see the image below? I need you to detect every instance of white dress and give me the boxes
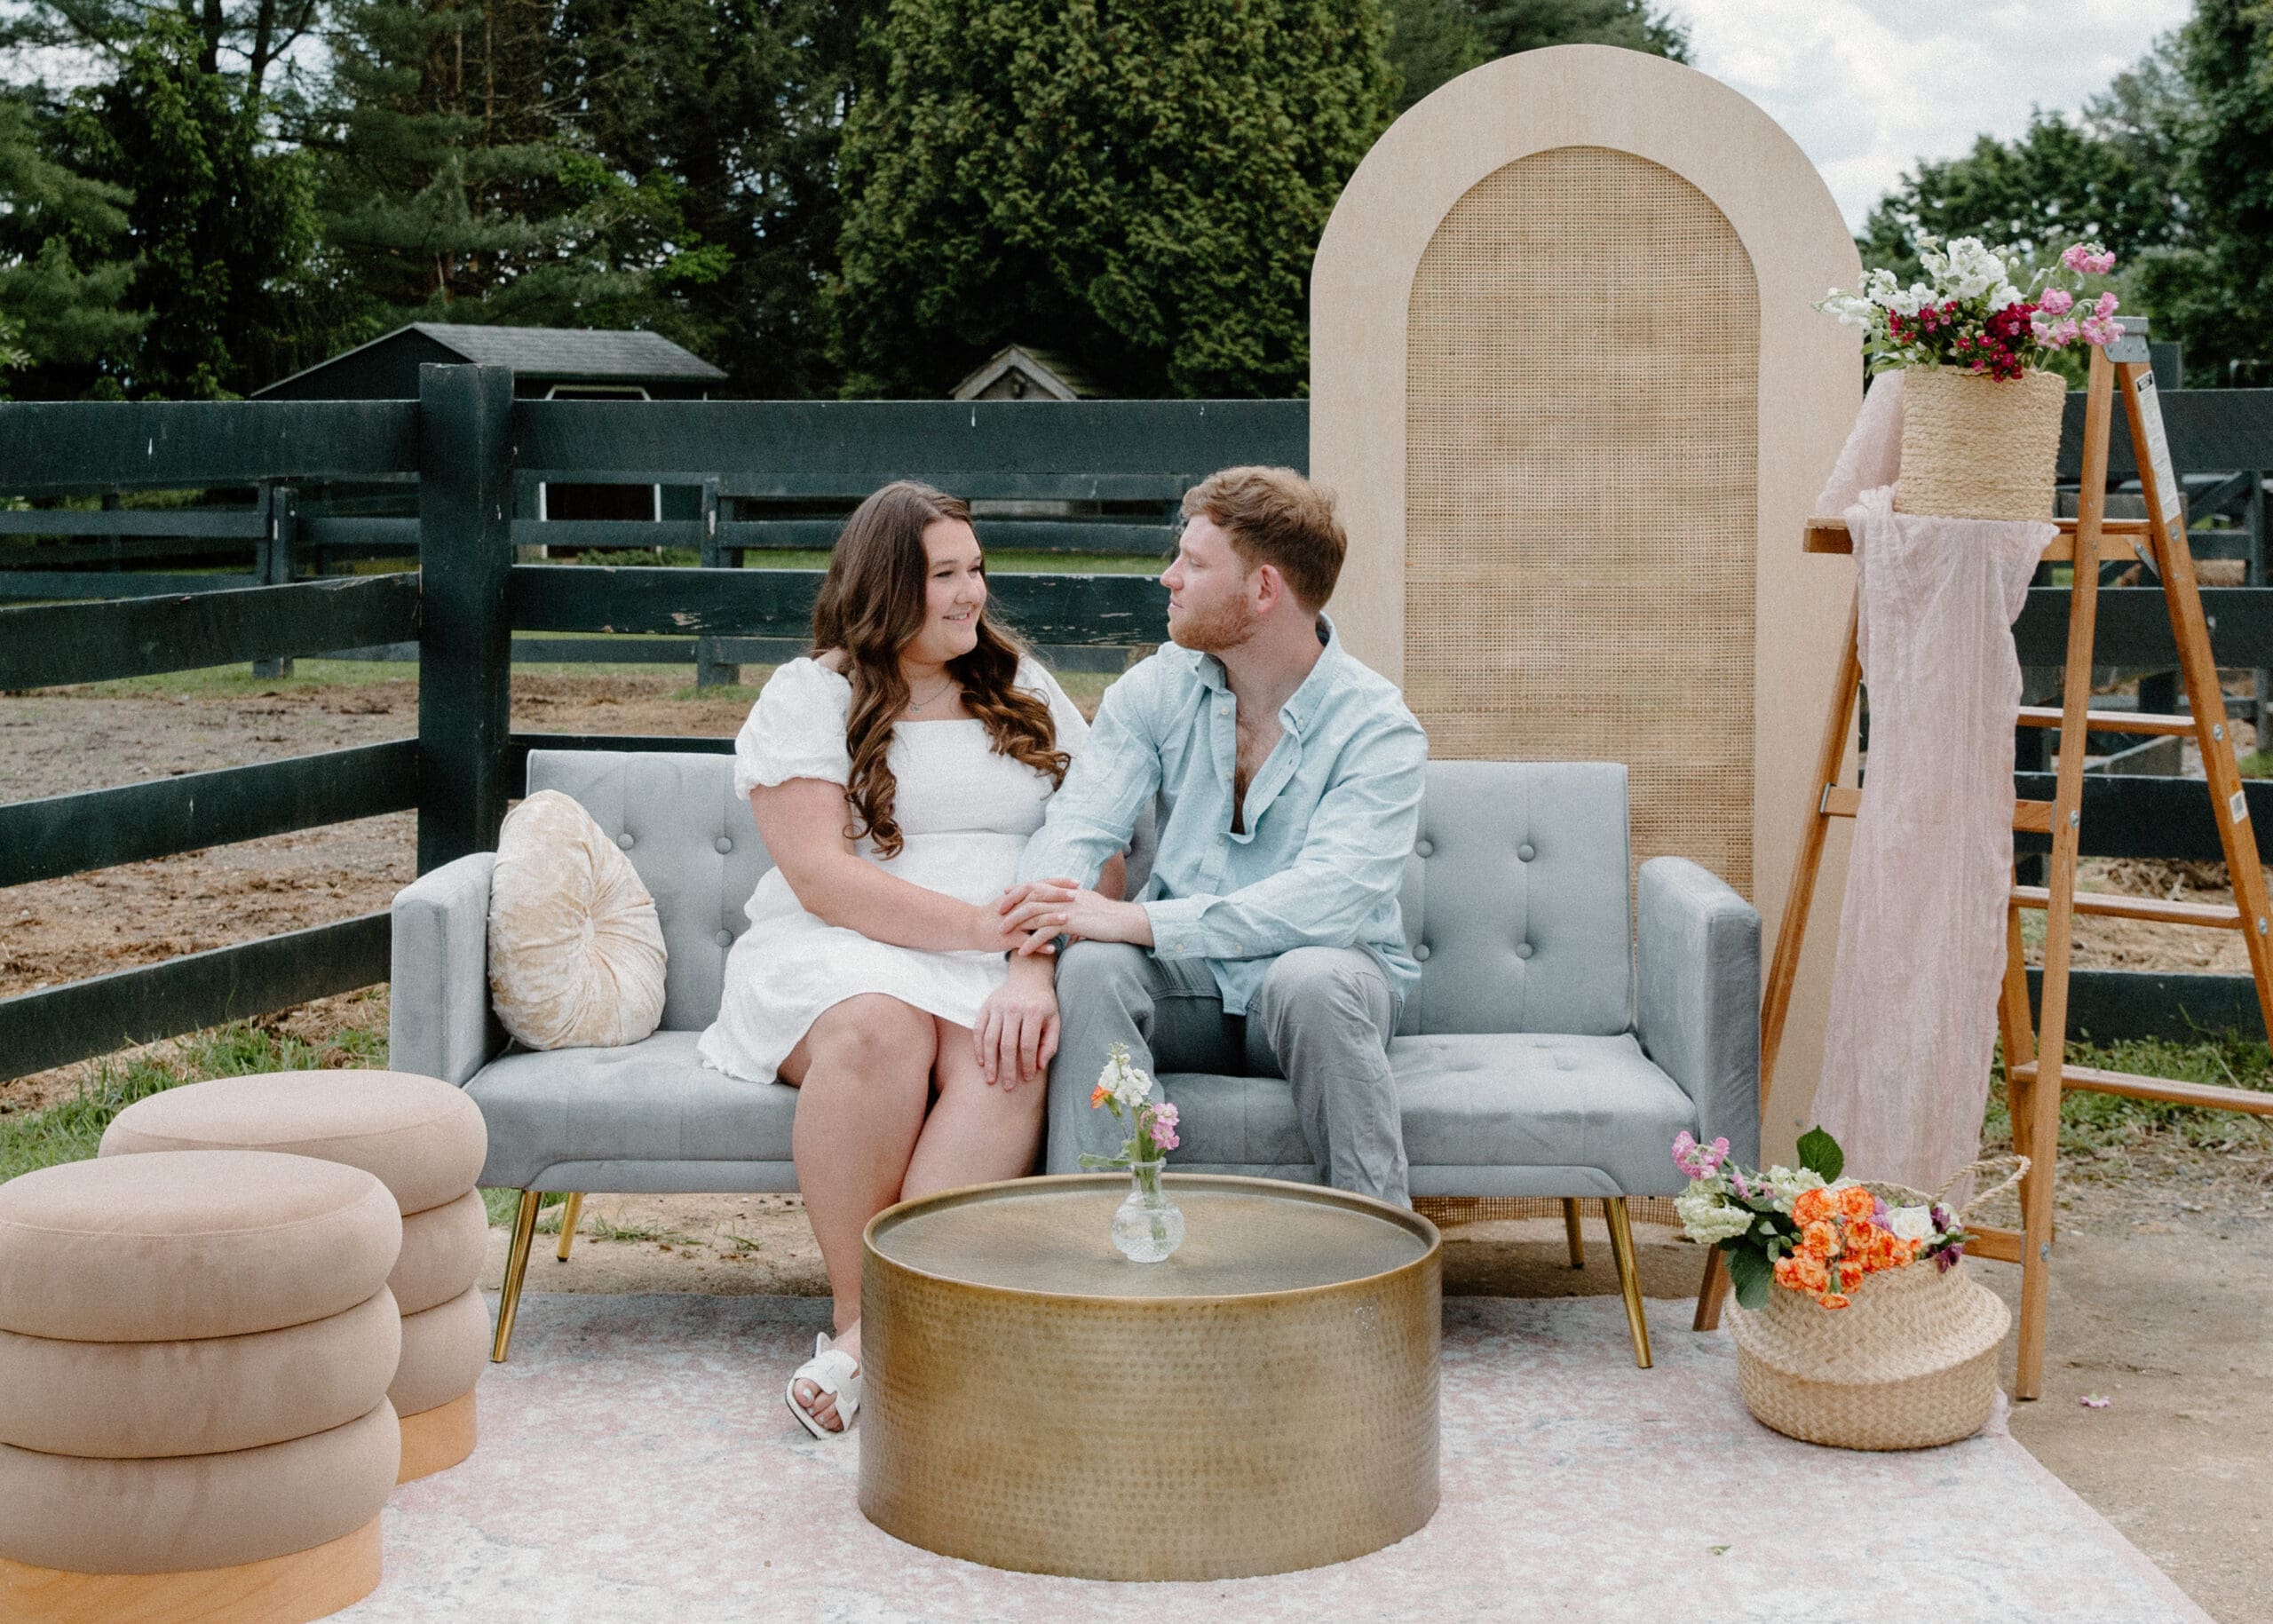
[695,656,1089,1084]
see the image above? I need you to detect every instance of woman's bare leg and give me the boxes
[780,994,935,1430]
[901,1017,1049,1201]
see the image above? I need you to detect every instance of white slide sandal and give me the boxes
[786,1332,861,1439]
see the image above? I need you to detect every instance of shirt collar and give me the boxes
[1278,614,1342,735]
[1192,614,1342,733]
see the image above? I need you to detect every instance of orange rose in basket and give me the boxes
[1837,1185,1877,1222]
[1792,1187,1833,1226]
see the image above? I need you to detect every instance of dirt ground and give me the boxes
[5,669,2272,1619]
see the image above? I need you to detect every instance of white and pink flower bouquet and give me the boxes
[1079,1042,1179,1168]
[1819,238,2126,380]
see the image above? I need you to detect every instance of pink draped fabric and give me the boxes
[1809,374,2055,1194]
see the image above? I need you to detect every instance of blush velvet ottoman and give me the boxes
[0,1150,401,1623]
[100,1070,491,1483]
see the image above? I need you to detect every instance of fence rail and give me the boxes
[4,369,2273,1081]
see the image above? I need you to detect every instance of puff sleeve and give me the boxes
[733,659,853,798]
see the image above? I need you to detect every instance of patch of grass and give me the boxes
[0,1018,386,1184]
[2238,749,2273,779]
[484,1189,567,1226]
[1986,1031,2273,1159]
[586,1215,702,1247]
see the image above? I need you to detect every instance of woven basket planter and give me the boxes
[1895,365,2067,522]
[1726,1182,2012,1452]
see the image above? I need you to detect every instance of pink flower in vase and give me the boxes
[1144,1102,1181,1154]
[2095,291,2120,320]
[2039,288,2074,317]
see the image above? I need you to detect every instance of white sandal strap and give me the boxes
[788,1344,861,1436]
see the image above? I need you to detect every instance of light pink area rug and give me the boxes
[342,1293,2207,1623]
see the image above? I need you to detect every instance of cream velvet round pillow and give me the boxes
[487,790,667,1050]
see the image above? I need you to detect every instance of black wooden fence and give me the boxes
[5,366,2273,1081]
[0,368,1301,1079]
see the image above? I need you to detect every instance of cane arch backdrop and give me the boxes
[1311,45,1860,1150]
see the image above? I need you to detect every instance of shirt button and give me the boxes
[1414,943,1431,961]
[1415,838,1434,858]
[1517,843,1535,862]
[617,833,635,851]
[1516,942,1534,960]
[716,930,733,947]
[715,836,734,854]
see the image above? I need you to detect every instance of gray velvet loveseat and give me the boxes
[391,750,1760,1367]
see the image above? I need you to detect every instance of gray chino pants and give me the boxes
[1048,940,1410,1208]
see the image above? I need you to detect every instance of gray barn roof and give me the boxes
[255,322,726,398]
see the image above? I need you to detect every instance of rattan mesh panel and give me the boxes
[1405,146,1759,895]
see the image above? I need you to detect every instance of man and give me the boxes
[981,465,1426,1206]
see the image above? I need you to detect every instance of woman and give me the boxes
[697,479,1107,1439]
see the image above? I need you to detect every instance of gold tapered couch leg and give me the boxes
[1603,1197,1652,1368]
[554,1192,584,1262]
[1561,1198,1586,1270]
[492,1191,541,1364]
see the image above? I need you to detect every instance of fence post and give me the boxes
[694,476,739,689]
[2251,468,2269,750]
[417,363,517,873]
[252,484,297,680]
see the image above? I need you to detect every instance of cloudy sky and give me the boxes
[1675,0,2192,229]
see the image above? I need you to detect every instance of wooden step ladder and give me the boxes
[1695,332,2273,1400]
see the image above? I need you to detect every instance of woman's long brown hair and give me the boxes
[810,480,1069,859]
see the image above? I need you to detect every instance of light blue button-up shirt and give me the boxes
[1018,615,1427,1015]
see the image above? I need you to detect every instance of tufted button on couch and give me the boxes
[391,752,1758,1367]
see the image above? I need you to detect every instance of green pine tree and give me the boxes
[833,0,1397,398]
[48,13,320,397]
[0,87,143,396]
[546,0,867,393]
[315,0,756,350]
[317,0,595,325]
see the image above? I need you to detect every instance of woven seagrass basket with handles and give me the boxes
[1727,1158,2027,1452]
[1896,366,2067,522]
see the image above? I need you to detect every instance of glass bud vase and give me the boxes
[1112,1159,1184,1263]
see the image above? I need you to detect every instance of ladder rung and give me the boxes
[1961,1224,2025,1264]
[1803,516,2145,558]
[2009,1062,2273,1117]
[2015,705,2198,737]
[1820,786,2056,832]
[2009,885,2243,929]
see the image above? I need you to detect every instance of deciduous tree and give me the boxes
[833,0,1397,398]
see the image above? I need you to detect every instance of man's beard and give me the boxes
[1168,596,1260,654]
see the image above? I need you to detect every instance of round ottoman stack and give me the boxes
[0,1151,400,1622]
[102,1070,491,1483]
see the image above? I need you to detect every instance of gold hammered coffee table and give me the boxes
[859,1173,1441,1580]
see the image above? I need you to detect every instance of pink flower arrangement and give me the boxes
[1819,237,2125,379]
[1083,1043,1180,1166]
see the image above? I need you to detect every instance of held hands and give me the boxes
[969,895,1053,957]
[994,879,1153,953]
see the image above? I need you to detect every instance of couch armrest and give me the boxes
[1635,855,1761,1168]
[389,852,503,1087]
